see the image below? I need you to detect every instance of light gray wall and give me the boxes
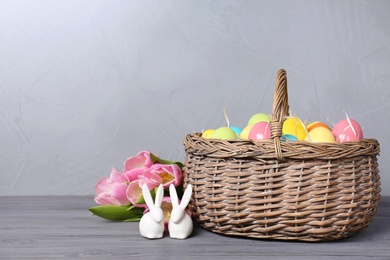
[1,0,389,195]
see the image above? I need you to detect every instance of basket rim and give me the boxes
[184,132,380,160]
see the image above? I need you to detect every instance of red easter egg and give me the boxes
[248,122,271,140]
[332,118,363,142]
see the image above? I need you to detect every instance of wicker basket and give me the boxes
[183,69,381,242]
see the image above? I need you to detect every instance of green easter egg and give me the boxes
[210,127,238,140]
[248,113,270,126]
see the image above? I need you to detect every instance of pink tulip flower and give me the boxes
[123,151,153,172]
[147,163,183,188]
[94,168,130,206]
[123,167,145,183]
[126,180,146,207]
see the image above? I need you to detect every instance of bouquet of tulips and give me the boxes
[89,151,184,223]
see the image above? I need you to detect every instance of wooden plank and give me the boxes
[0,196,389,259]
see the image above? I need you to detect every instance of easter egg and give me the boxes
[248,113,270,126]
[332,118,363,142]
[282,117,307,140]
[230,126,243,137]
[248,122,271,140]
[306,121,332,132]
[240,125,253,140]
[210,127,237,140]
[281,134,298,142]
[201,129,215,138]
[305,127,335,143]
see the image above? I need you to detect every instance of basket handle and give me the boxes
[270,69,289,160]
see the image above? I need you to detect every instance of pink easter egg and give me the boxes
[332,118,363,142]
[248,122,271,140]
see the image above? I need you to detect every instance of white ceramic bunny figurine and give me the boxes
[168,183,193,239]
[139,184,165,239]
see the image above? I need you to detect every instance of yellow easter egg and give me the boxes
[282,117,307,140]
[240,124,253,140]
[304,127,335,143]
[202,129,215,138]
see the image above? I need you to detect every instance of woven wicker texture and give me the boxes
[183,69,381,242]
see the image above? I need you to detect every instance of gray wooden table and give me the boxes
[1,196,389,259]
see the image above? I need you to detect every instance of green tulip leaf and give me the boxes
[89,205,144,221]
[123,216,142,222]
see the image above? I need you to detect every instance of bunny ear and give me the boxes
[179,184,193,208]
[169,184,179,206]
[154,184,164,207]
[142,184,154,208]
